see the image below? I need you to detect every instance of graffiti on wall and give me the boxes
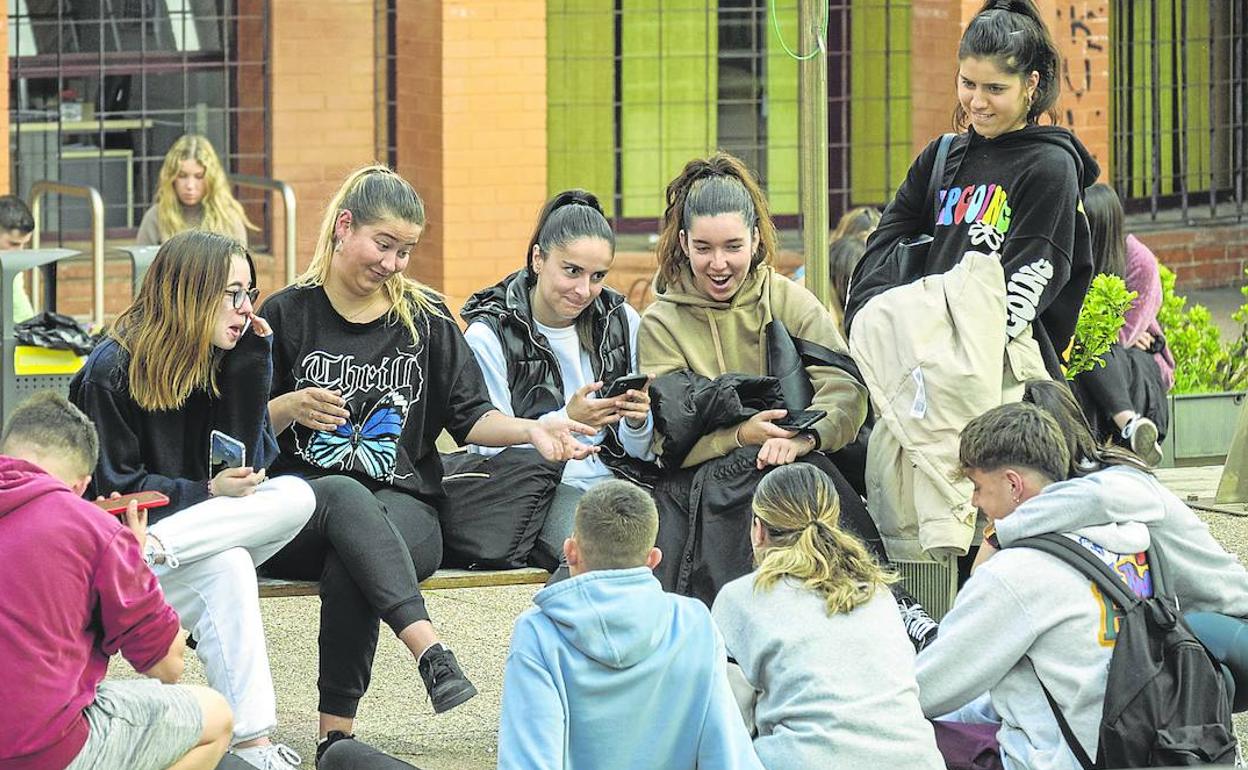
[1054,3,1107,126]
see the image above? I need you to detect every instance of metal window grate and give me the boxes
[8,0,271,243]
[546,0,912,233]
[1112,0,1247,223]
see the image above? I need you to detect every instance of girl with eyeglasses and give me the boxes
[70,229,315,769]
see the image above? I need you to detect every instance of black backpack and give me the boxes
[1015,533,1237,768]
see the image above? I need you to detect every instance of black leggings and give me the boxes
[260,474,442,718]
[1072,343,1170,444]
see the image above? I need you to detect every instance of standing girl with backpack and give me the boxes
[461,190,655,572]
[846,0,1100,379]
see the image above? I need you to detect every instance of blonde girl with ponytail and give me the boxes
[711,464,944,770]
[259,165,598,754]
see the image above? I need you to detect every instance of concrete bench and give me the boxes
[258,567,551,599]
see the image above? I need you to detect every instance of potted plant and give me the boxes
[1156,266,1248,466]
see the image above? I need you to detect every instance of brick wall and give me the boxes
[396,0,548,316]
[267,0,379,290]
[1141,224,1248,290]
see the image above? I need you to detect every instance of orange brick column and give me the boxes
[268,0,379,286]
[395,0,548,315]
[909,0,1110,183]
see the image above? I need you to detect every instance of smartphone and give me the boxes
[602,373,649,399]
[94,491,170,516]
[209,430,247,477]
[772,409,827,432]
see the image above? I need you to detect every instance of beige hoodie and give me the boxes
[639,264,868,467]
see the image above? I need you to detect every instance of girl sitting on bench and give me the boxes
[71,230,315,770]
[259,165,596,762]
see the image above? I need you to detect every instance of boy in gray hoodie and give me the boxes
[915,403,1157,770]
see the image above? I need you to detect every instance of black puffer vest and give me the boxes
[461,269,635,461]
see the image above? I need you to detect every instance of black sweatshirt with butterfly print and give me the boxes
[263,284,496,501]
[852,125,1100,379]
[69,329,280,522]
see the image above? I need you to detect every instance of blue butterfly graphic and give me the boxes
[305,392,407,480]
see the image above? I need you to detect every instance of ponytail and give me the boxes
[655,152,777,290]
[956,0,1062,129]
[298,165,442,344]
[524,189,616,351]
[751,464,895,617]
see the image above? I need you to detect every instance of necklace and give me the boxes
[326,283,386,323]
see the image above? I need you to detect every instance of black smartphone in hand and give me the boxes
[772,409,827,432]
[602,373,649,399]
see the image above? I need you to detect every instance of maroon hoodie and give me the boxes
[0,457,180,770]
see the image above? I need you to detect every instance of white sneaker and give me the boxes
[1122,415,1163,466]
[232,742,303,770]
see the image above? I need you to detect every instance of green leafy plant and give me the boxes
[1156,265,1248,394]
[1067,274,1137,378]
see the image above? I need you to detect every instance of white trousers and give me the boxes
[148,475,315,743]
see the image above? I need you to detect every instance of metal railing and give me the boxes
[231,174,298,284]
[29,181,105,326]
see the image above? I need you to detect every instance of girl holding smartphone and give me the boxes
[461,189,655,572]
[71,229,314,770]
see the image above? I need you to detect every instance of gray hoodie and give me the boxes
[994,464,1248,617]
[916,512,1151,770]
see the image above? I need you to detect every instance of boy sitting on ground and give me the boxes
[0,391,232,770]
[915,402,1235,769]
[496,479,762,770]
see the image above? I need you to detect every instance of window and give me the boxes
[8,0,269,237]
[547,0,912,227]
[1112,0,1247,220]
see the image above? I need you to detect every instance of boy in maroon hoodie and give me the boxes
[0,392,233,770]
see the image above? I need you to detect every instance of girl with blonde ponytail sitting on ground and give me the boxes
[711,463,943,770]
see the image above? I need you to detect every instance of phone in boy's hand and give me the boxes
[209,430,247,478]
[94,491,170,517]
[602,373,649,399]
[771,409,827,433]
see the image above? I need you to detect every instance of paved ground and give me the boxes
[102,465,1246,769]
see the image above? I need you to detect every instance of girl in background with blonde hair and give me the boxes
[137,133,257,245]
[260,165,597,760]
[712,463,943,770]
[70,229,315,769]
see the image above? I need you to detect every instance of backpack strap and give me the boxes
[1013,533,1150,770]
[1027,657,1100,770]
[924,133,957,230]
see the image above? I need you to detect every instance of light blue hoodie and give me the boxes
[497,567,763,770]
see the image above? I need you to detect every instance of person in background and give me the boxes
[0,391,234,770]
[712,463,944,770]
[1069,183,1169,465]
[0,194,37,323]
[825,235,867,336]
[137,134,256,246]
[791,205,879,285]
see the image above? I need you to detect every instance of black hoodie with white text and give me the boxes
[851,125,1100,378]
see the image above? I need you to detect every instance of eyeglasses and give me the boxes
[225,287,260,310]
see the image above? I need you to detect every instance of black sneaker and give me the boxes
[315,731,355,769]
[418,644,478,714]
[896,593,939,653]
